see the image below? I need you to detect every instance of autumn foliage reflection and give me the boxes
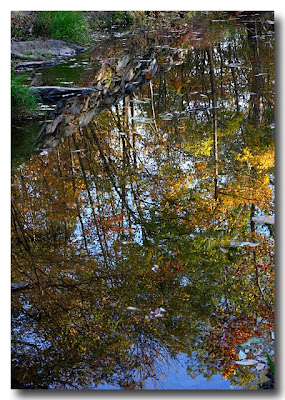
[11,12,274,389]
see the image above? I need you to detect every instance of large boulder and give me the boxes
[11,39,85,59]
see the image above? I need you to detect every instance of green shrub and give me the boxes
[11,11,37,41]
[113,11,134,26]
[34,11,90,45]
[11,71,39,114]
[87,11,134,30]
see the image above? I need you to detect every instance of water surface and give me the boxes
[11,12,275,390]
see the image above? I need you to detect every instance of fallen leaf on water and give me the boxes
[234,360,258,366]
[240,337,261,347]
[255,363,266,371]
[229,241,260,248]
[252,215,275,225]
[238,350,247,360]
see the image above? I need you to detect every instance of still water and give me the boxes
[11,12,274,389]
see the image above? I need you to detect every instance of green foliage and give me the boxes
[87,11,134,30]
[113,11,134,26]
[11,121,39,169]
[11,11,37,41]
[11,70,38,114]
[34,11,91,45]
[266,352,275,374]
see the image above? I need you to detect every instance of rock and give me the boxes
[65,97,82,114]
[42,134,57,146]
[150,63,158,76]
[11,39,85,59]
[31,40,192,155]
[125,83,139,94]
[116,54,130,73]
[103,96,116,105]
[125,67,135,81]
[14,60,59,71]
[63,124,76,137]
[96,66,113,85]
[31,86,98,104]
[46,115,63,134]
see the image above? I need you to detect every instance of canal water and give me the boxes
[11,12,275,390]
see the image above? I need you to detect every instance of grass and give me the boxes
[11,71,39,115]
[34,11,91,45]
[266,352,275,375]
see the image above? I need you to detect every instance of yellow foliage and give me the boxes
[194,139,213,157]
[237,148,274,171]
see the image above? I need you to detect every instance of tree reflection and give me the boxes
[11,12,274,389]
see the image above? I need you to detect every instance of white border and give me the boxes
[2,2,284,399]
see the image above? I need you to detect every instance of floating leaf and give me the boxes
[227,62,250,68]
[256,357,268,362]
[130,116,153,123]
[255,363,266,371]
[159,112,174,120]
[234,360,258,366]
[229,241,260,248]
[252,215,275,225]
[72,149,86,153]
[133,98,150,104]
[240,337,261,348]
[238,350,247,360]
